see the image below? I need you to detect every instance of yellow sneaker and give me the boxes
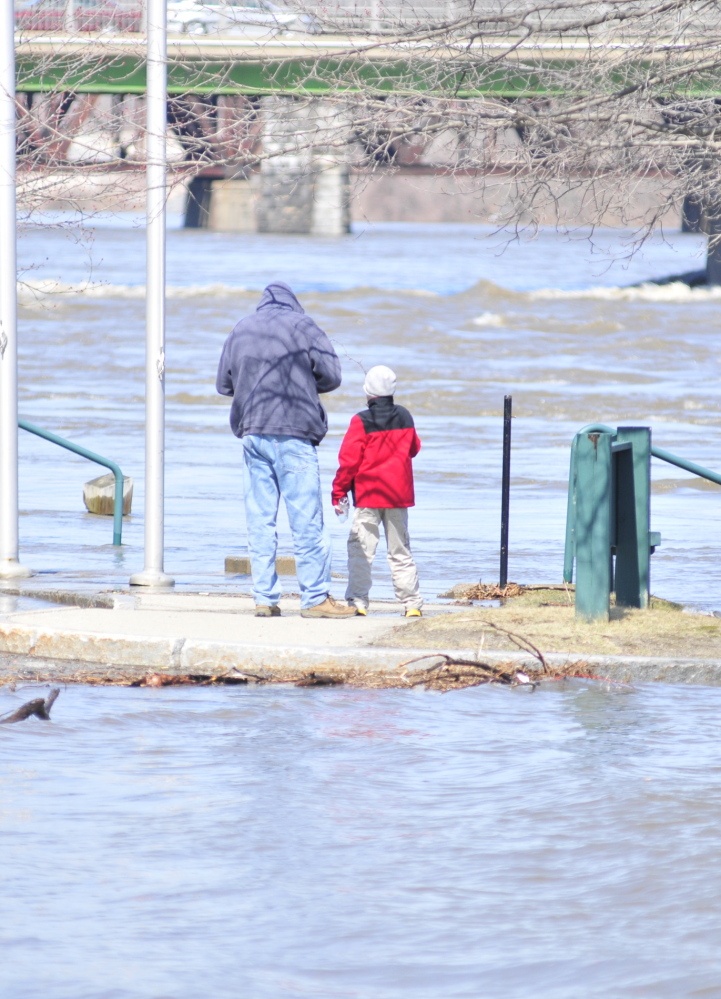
[404,608,422,617]
[355,607,367,616]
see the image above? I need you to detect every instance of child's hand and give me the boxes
[334,497,350,519]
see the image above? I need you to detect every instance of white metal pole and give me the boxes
[0,0,31,579]
[130,0,173,586]
[64,0,75,33]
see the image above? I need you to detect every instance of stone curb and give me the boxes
[2,621,721,684]
[0,622,447,674]
[473,651,721,684]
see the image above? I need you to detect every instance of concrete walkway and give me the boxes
[0,591,453,677]
[2,588,721,686]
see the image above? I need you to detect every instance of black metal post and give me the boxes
[499,395,512,588]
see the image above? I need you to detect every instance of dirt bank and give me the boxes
[379,588,721,659]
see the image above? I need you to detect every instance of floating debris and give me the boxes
[0,688,60,723]
[295,672,343,687]
[439,582,574,601]
[462,582,525,600]
[389,654,632,693]
[136,673,249,687]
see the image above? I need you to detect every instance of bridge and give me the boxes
[16,32,709,97]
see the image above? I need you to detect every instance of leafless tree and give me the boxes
[14,1,721,276]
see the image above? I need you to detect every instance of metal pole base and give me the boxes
[0,560,33,579]
[129,568,175,587]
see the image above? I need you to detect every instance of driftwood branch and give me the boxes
[0,688,60,724]
[484,622,549,673]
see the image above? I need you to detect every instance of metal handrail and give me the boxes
[19,419,125,545]
[650,445,721,486]
[575,423,721,485]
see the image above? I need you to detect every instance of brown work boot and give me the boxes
[300,595,357,619]
[255,604,281,618]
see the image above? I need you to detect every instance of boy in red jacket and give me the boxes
[331,365,423,616]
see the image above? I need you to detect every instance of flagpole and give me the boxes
[0,0,31,579]
[130,0,174,587]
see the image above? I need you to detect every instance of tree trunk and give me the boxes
[682,193,703,233]
[707,210,721,285]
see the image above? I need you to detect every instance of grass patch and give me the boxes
[382,588,720,658]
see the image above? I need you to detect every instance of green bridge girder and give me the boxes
[15,55,550,97]
[15,36,721,97]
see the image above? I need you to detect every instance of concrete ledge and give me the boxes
[0,622,183,669]
[3,617,721,685]
[0,619,439,674]
[31,632,184,670]
[0,624,36,655]
[179,639,428,674]
[224,555,296,575]
[475,650,721,685]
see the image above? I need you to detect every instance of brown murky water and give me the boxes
[4,680,721,998]
[6,220,721,998]
[15,219,721,607]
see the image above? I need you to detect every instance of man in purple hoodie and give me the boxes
[217,282,356,619]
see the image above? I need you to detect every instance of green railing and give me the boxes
[19,419,126,545]
[564,423,721,620]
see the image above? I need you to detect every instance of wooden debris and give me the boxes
[295,672,344,687]
[483,622,548,673]
[0,688,59,723]
[458,582,524,600]
[135,673,248,687]
[440,582,575,601]
[388,654,630,693]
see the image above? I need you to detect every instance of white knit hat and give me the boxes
[363,365,397,398]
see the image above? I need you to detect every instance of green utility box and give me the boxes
[564,426,661,621]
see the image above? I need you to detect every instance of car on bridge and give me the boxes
[167,0,322,35]
[15,0,142,31]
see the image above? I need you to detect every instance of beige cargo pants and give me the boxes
[346,507,423,612]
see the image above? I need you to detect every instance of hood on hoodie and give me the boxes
[256,282,304,314]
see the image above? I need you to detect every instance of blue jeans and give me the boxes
[242,434,331,610]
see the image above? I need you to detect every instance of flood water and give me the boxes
[8,221,721,997]
[4,680,721,998]
[14,219,721,607]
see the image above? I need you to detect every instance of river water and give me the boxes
[4,679,721,998]
[14,218,721,607]
[6,220,721,997]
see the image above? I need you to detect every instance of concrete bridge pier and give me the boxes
[257,97,350,236]
[257,152,313,233]
[255,155,350,235]
[184,97,350,235]
[206,176,256,232]
[309,155,350,236]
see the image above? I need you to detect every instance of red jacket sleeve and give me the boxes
[332,415,366,504]
[411,430,421,458]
